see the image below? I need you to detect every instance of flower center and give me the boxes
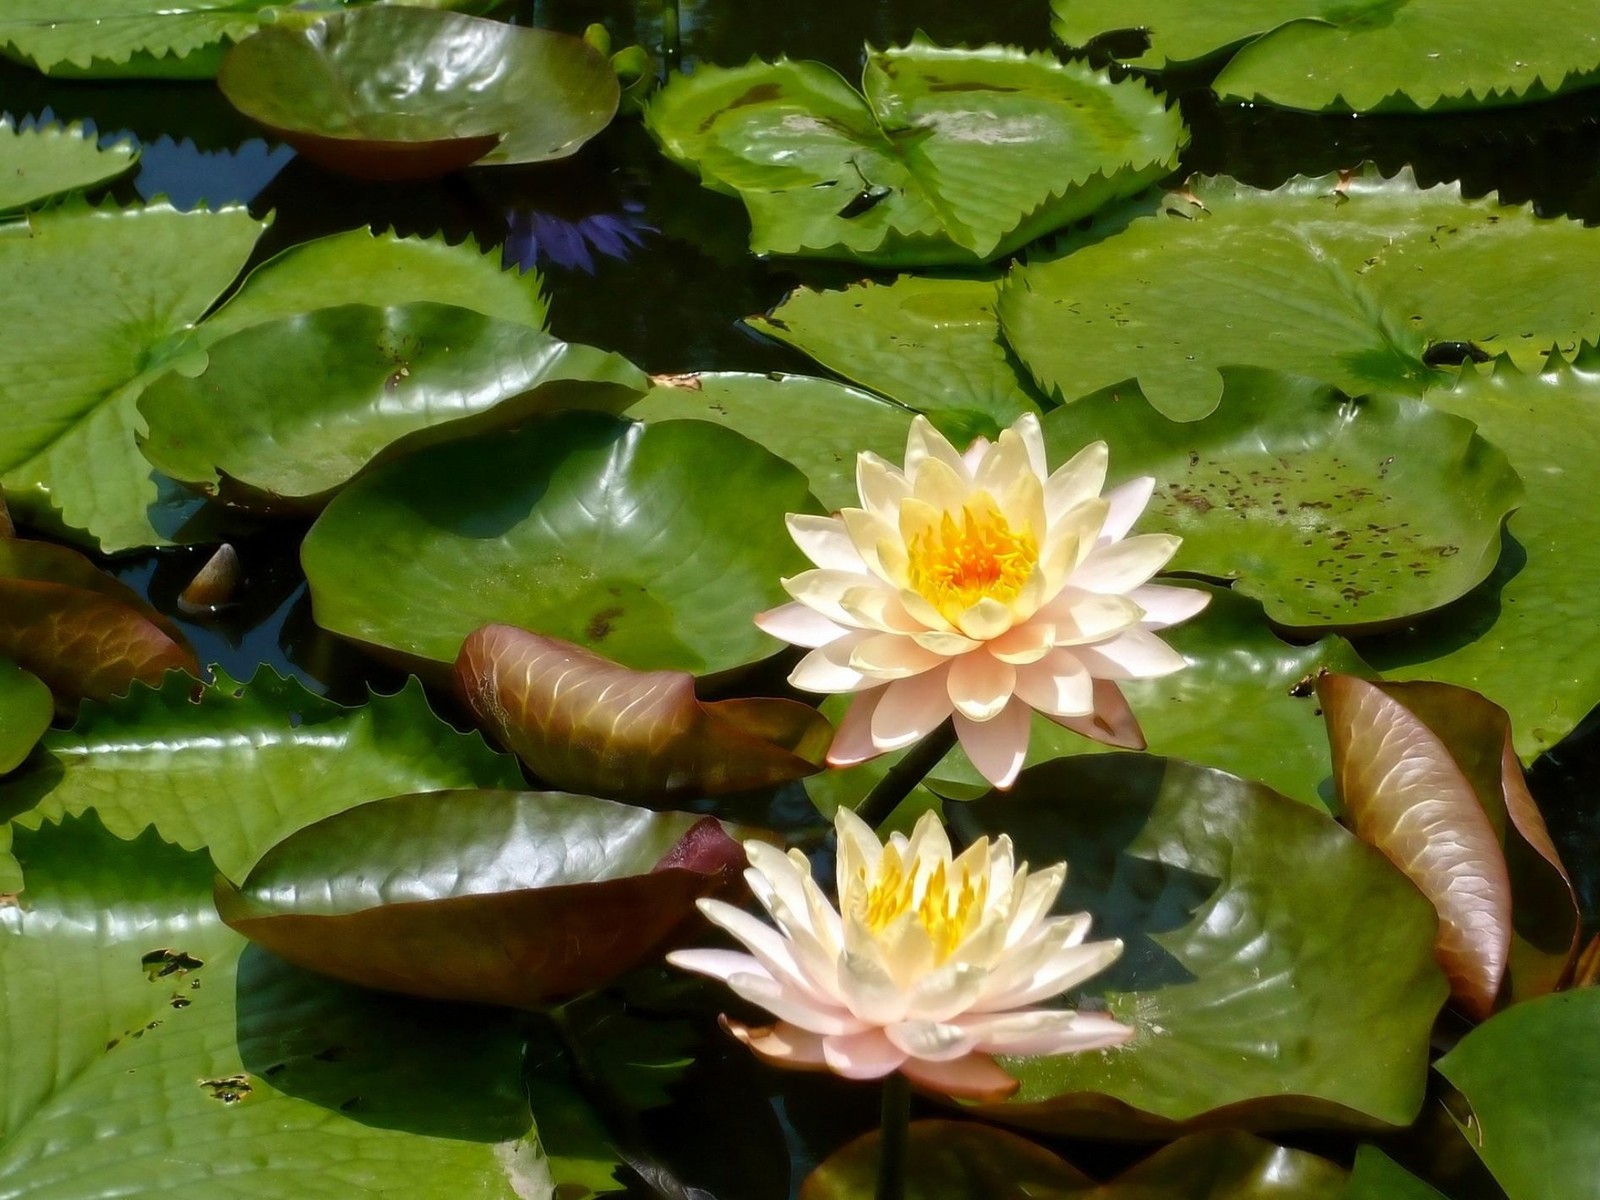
[906,499,1038,623]
[860,853,988,962]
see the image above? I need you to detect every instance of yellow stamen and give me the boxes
[860,850,988,962]
[906,496,1038,623]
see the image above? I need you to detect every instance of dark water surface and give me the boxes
[5,1,1600,1194]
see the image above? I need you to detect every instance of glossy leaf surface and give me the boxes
[0,118,138,212]
[999,169,1600,421]
[646,40,1183,265]
[302,413,817,674]
[1344,1147,1448,1200]
[217,789,747,1006]
[0,661,50,775]
[952,756,1446,1135]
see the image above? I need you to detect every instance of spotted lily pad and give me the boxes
[645,38,1185,266]
[998,168,1600,421]
[1051,0,1600,113]
[1040,368,1523,630]
[218,7,620,180]
[0,118,139,212]
[301,413,817,675]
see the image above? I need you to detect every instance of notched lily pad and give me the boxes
[455,624,831,801]
[645,38,1184,265]
[1041,368,1523,630]
[0,118,139,212]
[139,301,648,510]
[215,789,749,1007]
[218,7,620,180]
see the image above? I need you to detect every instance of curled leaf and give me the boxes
[456,624,831,800]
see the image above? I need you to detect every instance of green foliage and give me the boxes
[0,661,50,775]
[0,118,139,212]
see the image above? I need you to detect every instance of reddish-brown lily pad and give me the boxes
[455,624,831,801]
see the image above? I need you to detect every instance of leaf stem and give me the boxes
[853,718,957,831]
[876,1072,911,1200]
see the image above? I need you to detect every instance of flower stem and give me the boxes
[876,1072,911,1200]
[854,718,957,832]
[661,0,680,72]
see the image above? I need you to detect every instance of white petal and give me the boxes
[961,436,991,473]
[724,1018,829,1069]
[956,1009,1135,1057]
[908,454,970,516]
[953,699,1032,789]
[1099,476,1155,544]
[726,972,867,1036]
[857,452,911,522]
[903,960,987,1024]
[947,652,1017,722]
[1012,651,1094,718]
[1044,441,1109,525]
[973,939,1126,1013]
[833,806,884,889]
[849,633,946,681]
[836,941,910,1025]
[840,507,905,585]
[1075,627,1187,679]
[827,687,886,766]
[790,636,871,693]
[666,948,769,986]
[911,627,980,656]
[899,1052,1019,1100]
[754,601,848,649]
[1042,679,1147,749]
[986,621,1055,665]
[821,1028,908,1080]
[1040,590,1144,645]
[783,569,888,629]
[1013,413,1048,479]
[898,588,957,634]
[837,585,923,634]
[885,1019,979,1063]
[954,596,1016,641]
[744,842,815,928]
[1130,583,1211,629]
[904,415,971,485]
[870,670,954,751]
[1073,534,1181,595]
[974,426,1038,504]
[786,513,866,571]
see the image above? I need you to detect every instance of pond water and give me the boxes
[5,2,1600,1195]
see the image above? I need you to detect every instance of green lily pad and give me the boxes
[998,168,1600,421]
[950,755,1447,1135]
[0,668,521,893]
[140,302,648,510]
[301,413,817,675]
[1367,350,1600,760]
[218,8,619,181]
[1051,0,1600,113]
[0,661,50,775]
[929,584,1369,808]
[645,39,1185,266]
[0,118,139,212]
[626,371,915,511]
[748,276,1043,431]
[216,789,746,1007]
[1436,989,1600,1200]
[1040,368,1523,630]
[1345,1147,1449,1199]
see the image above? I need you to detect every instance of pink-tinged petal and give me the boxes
[849,632,946,681]
[972,940,1126,1012]
[857,453,911,522]
[871,669,954,751]
[723,1017,830,1070]
[827,687,887,767]
[1012,651,1094,718]
[786,513,865,571]
[885,1019,979,1062]
[1039,590,1143,645]
[955,1009,1135,1057]
[900,1052,1019,1101]
[1073,534,1182,595]
[784,569,894,629]
[1044,442,1109,525]
[904,415,971,485]
[911,627,978,656]
[790,635,873,694]
[726,971,868,1036]
[954,699,1032,789]
[838,584,922,634]
[1130,583,1211,629]
[1043,680,1146,749]
[961,436,991,473]
[821,1028,909,1080]
[954,596,1016,641]
[666,948,769,986]
[948,652,1017,721]
[754,601,848,649]
[1099,476,1156,544]
[1076,627,1187,679]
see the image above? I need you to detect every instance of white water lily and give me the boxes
[668,808,1131,1101]
[756,413,1207,788]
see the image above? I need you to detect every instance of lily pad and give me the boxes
[301,413,817,675]
[0,118,139,212]
[645,39,1185,266]
[1040,368,1523,630]
[0,668,521,893]
[626,371,915,511]
[139,302,648,510]
[950,755,1447,1135]
[1436,989,1600,1200]
[216,789,747,1007]
[0,661,50,775]
[1051,0,1600,113]
[0,0,261,79]
[748,276,1043,431]
[998,168,1600,421]
[455,625,830,801]
[928,585,1369,808]
[1368,351,1600,760]
[218,8,620,181]
[1345,1147,1449,1200]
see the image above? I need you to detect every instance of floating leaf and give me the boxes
[0,198,263,550]
[950,756,1446,1135]
[1345,1147,1449,1200]
[218,8,619,181]
[1052,0,1600,113]
[140,302,648,510]
[1040,368,1523,630]
[0,117,139,212]
[1320,675,1578,1012]
[0,661,50,775]
[455,624,830,800]
[0,0,260,79]
[627,371,915,511]
[0,668,521,893]
[748,276,1043,430]
[1436,989,1600,1200]
[0,537,196,704]
[216,789,747,1007]
[646,39,1184,265]
[302,413,817,675]
[998,169,1600,421]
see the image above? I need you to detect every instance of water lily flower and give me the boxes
[668,808,1131,1101]
[756,414,1207,788]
